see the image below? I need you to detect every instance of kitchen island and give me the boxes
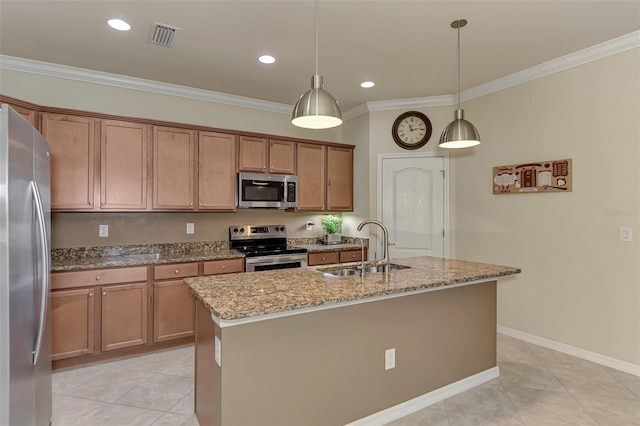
[184,256,520,426]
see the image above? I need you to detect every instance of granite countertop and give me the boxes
[184,256,521,322]
[50,242,244,272]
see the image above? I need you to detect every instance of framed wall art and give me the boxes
[493,159,572,194]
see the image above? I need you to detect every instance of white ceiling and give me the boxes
[1,1,639,111]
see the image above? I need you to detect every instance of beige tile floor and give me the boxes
[52,334,640,426]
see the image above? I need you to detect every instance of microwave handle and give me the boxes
[251,181,269,186]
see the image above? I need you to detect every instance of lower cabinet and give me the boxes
[51,288,95,361]
[101,283,148,352]
[153,262,198,343]
[307,249,368,266]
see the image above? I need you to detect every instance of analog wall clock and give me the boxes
[391,111,432,150]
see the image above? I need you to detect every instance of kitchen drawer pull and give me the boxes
[88,293,93,298]
[88,201,92,205]
[221,265,226,269]
[175,269,180,274]
[102,291,106,296]
[95,276,101,281]
[321,257,326,261]
[351,254,356,258]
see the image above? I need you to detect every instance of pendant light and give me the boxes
[291,0,342,129]
[439,19,481,148]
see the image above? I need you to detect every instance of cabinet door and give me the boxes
[101,283,148,351]
[203,258,244,275]
[238,136,268,172]
[51,288,95,360]
[153,126,195,210]
[198,132,237,210]
[339,249,367,263]
[326,146,354,211]
[153,280,195,342]
[42,113,98,210]
[296,143,326,211]
[269,140,296,174]
[100,120,148,210]
[307,251,340,266]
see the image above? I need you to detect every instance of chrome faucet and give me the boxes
[355,237,366,271]
[356,220,391,274]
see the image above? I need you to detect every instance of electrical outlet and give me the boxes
[385,348,395,370]
[214,336,221,367]
[186,223,195,234]
[306,221,314,231]
[620,227,632,242]
[98,224,109,238]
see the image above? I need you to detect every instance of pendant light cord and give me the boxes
[315,0,319,76]
[456,19,461,110]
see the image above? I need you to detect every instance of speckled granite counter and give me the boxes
[51,242,244,272]
[184,256,520,323]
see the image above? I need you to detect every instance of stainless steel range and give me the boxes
[229,225,307,272]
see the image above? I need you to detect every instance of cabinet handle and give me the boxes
[88,293,93,298]
[190,203,193,206]
[321,257,326,261]
[88,201,92,205]
[221,265,226,270]
[102,291,106,296]
[95,276,101,281]
[100,202,105,206]
[199,203,203,206]
[175,269,180,274]
[352,254,356,258]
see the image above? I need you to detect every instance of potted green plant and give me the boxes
[322,215,342,245]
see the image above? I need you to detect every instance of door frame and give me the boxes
[377,152,450,258]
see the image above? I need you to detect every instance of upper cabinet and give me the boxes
[153,126,196,210]
[198,131,237,211]
[326,146,354,211]
[238,137,296,175]
[238,136,268,172]
[42,113,98,211]
[268,140,296,174]
[100,120,149,210]
[9,103,39,127]
[296,143,354,212]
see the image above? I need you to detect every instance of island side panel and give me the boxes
[195,300,221,426]
[212,280,497,425]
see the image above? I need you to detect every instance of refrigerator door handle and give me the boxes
[31,180,50,366]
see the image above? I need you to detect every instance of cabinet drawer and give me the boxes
[203,258,244,275]
[339,249,366,263]
[308,251,340,266]
[154,262,199,280]
[52,267,147,290]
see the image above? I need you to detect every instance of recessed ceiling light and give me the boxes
[258,55,276,64]
[360,81,375,88]
[107,19,131,31]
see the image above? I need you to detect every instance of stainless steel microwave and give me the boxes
[237,172,298,209]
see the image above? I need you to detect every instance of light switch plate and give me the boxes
[99,224,108,238]
[620,227,632,242]
[385,348,395,370]
[186,223,195,234]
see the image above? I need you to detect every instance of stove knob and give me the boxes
[240,227,244,234]
[232,227,239,233]
[279,226,285,232]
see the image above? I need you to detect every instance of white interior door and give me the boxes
[379,154,447,259]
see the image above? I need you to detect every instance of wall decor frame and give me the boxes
[493,159,572,194]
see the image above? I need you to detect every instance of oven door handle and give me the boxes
[245,254,307,265]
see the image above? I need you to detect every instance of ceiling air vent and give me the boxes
[148,22,179,47]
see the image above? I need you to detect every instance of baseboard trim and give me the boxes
[497,325,640,377]
[345,366,499,426]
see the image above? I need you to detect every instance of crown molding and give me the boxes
[0,55,292,115]
[2,30,638,119]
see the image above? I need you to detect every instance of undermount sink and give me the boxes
[321,263,409,277]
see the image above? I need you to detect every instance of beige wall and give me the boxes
[341,112,370,238]
[452,49,640,364]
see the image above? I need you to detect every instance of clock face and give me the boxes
[392,111,432,149]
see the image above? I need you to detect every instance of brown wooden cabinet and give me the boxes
[153,126,196,210]
[296,143,327,211]
[9,103,38,127]
[101,282,148,352]
[198,131,237,211]
[153,263,198,343]
[307,248,368,266]
[51,288,95,361]
[42,113,98,210]
[326,146,354,211]
[269,139,296,174]
[51,266,148,360]
[100,120,149,210]
[203,258,244,275]
[238,136,268,172]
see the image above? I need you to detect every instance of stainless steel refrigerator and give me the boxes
[0,104,52,425]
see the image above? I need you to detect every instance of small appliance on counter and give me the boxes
[229,225,307,272]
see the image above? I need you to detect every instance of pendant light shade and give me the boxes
[291,0,342,129]
[440,19,480,149]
